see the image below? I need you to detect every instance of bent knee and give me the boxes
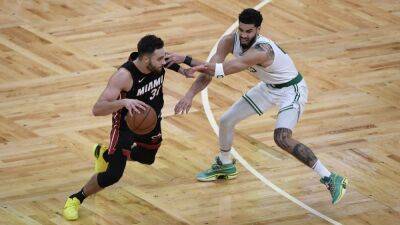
[97,172,123,188]
[131,148,157,165]
[140,158,155,165]
[220,113,235,129]
[273,128,293,150]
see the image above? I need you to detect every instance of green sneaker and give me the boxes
[196,156,238,182]
[320,173,348,204]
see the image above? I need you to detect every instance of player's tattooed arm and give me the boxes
[195,45,269,76]
[192,42,276,76]
[173,35,233,114]
[165,52,206,67]
[179,67,196,78]
[254,43,275,63]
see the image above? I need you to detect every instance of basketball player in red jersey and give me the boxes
[63,34,195,221]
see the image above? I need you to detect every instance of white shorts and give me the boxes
[242,79,308,129]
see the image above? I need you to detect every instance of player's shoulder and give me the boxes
[216,33,235,54]
[247,41,275,64]
[220,32,235,45]
[120,60,134,72]
[119,51,139,73]
[252,42,274,54]
[113,66,132,83]
[110,67,133,91]
[119,60,143,78]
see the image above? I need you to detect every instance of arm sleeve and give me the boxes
[165,63,181,72]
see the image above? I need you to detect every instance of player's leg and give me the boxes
[124,143,159,165]
[123,121,162,164]
[93,125,162,167]
[63,147,127,220]
[274,81,347,204]
[197,83,274,181]
[93,121,129,173]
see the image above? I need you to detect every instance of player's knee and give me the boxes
[137,151,156,165]
[139,157,155,165]
[97,169,124,188]
[273,128,293,150]
[131,147,157,165]
[220,112,235,129]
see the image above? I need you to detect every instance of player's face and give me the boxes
[238,23,260,48]
[147,48,166,74]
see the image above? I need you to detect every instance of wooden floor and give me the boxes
[1,0,400,224]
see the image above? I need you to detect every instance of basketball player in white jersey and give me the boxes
[167,8,347,204]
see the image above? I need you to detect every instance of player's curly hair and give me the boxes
[137,34,164,57]
[239,8,263,27]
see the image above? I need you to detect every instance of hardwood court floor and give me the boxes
[0,0,399,224]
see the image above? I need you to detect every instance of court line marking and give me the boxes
[200,0,341,224]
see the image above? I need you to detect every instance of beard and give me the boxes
[147,61,163,74]
[240,35,257,50]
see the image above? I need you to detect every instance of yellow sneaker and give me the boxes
[94,144,108,173]
[63,197,80,221]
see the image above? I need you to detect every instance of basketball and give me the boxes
[125,105,157,135]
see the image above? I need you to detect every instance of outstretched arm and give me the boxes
[174,34,234,114]
[165,53,207,67]
[196,42,275,77]
[165,63,196,78]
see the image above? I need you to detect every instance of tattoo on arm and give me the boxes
[293,143,318,168]
[254,43,275,60]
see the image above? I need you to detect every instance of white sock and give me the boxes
[312,160,331,178]
[218,150,232,164]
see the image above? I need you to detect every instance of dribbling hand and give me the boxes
[122,99,147,116]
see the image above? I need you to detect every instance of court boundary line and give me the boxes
[200,0,341,224]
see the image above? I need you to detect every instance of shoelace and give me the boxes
[327,180,335,193]
[206,157,236,173]
[65,200,77,209]
[206,163,221,172]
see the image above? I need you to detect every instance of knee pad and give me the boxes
[130,145,158,165]
[97,167,124,188]
[138,156,156,165]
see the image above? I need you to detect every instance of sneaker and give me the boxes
[320,173,348,204]
[196,156,238,182]
[63,197,81,221]
[94,144,108,173]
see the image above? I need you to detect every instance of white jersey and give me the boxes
[232,32,298,84]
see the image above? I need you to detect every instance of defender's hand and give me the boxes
[165,52,186,67]
[190,64,210,75]
[183,67,198,78]
[174,95,193,114]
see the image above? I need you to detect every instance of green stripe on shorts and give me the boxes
[243,94,263,115]
[278,106,294,114]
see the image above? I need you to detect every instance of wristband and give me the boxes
[214,63,225,79]
[183,55,192,66]
[167,63,180,72]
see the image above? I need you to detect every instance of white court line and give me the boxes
[200,0,341,224]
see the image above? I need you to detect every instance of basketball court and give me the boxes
[0,0,399,224]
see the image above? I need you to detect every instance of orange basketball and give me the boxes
[125,105,157,135]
